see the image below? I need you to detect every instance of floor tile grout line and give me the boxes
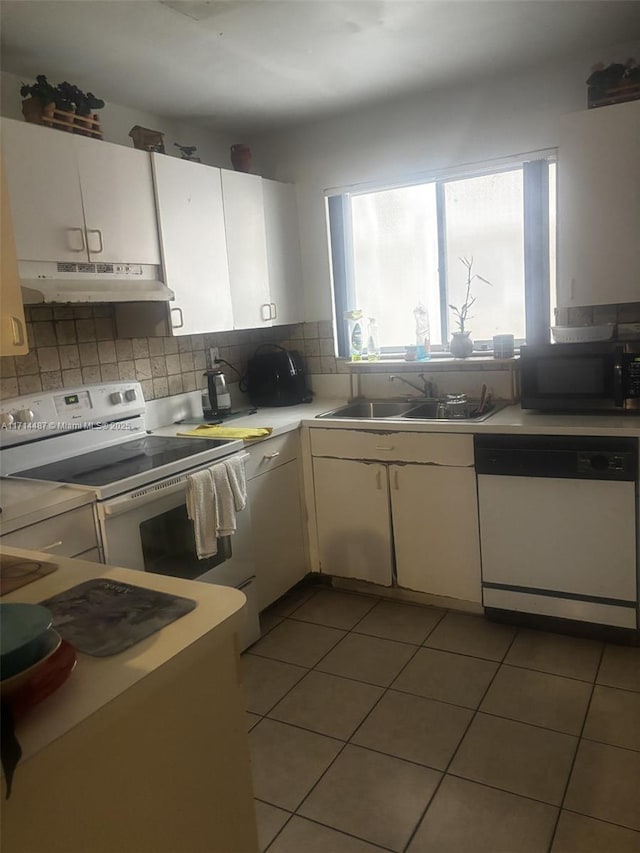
[401,624,522,853]
[495,659,604,686]
[592,679,640,696]
[579,733,640,755]
[560,805,640,835]
[264,810,396,853]
[545,642,607,853]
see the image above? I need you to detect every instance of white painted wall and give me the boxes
[252,39,640,323]
[0,70,236,169]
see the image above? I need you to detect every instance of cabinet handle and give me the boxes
[261,303,271,322]
[264,451,280,460]
[10,316,25,347]
[40,540,63,552]
[270,302,277,320]
[375,445,395,451]
[570,277,575,302]
[376,470,383,490]
[170,307,184,329]
[86,229,104,254]
[393,470,399,490]
[67,227,86,252]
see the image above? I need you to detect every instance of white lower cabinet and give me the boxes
[310,428,481,603]
[313,457,393,586]
[0,504,100,560]
[246,433,308,610]
[390,463,481,602]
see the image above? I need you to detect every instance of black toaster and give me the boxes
[245,346,312,407]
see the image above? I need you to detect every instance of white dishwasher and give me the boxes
[475,434,638,630]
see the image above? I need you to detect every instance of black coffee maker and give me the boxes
[202,368,231,418]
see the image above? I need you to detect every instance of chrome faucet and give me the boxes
[389,373,436,397]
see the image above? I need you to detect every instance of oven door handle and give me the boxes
[101,452,250,518]
[102,479,188,517]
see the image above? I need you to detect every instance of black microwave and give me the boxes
[520,342,640,413]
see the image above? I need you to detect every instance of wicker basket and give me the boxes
[588,82,640,109]
[21,97,103,139]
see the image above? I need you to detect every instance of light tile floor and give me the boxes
[244,585,640,853]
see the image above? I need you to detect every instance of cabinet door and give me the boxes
[152,155,233,335]
[313,457,393,586]
[1,118,86,262]
[262,178,303,326]
[221,169,271,329]
[557,101,640,307]
[74,135,161,265]
[0,157,28,355]
[391,463,481,603]
[248,458,307,610]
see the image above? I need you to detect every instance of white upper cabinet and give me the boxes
[262,178,304,326]
[152,154,233,335]
[1,118,160,266]
[2,118,85,263]
[74,135,160,265]
[557,100,640,307]
[221,169,271,330]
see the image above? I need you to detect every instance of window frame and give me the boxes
[327,150,556,358]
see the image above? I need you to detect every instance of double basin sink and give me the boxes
[317,398,505,423]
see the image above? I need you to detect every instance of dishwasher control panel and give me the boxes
[577,452,634,477]
[475,434,638,482]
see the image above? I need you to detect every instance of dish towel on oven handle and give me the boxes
[186,457,248,558]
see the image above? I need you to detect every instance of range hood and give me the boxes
[19,261,174,304]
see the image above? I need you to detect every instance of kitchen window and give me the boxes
[328,154,556,357]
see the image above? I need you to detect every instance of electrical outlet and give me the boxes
[209,347,220,364]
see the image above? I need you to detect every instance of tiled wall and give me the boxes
[556,302,640,328]
[0,306,342,402]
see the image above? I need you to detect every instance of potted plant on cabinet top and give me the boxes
[20,74,57,123]
[20,75,105,138]
[449,256,492,358]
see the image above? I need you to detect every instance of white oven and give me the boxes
[0,382,261,650]
[96,454,260,648]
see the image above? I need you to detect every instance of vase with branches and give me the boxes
[448,256,492,357]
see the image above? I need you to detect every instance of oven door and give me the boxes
[96,456,260,648]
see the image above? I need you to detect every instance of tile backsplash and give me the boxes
[556,302,640,328]
[0,305,342,402]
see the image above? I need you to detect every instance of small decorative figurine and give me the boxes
[174,143,201,162]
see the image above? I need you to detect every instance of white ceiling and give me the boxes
[2,1,640,134]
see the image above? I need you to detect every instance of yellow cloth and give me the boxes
[177,425,273,441]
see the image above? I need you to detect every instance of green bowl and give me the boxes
[1,603,53,681]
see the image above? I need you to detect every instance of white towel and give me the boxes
[185,468,218,559]
[186,457,248,558]
[211,463,236,538]
[224,456,247,512]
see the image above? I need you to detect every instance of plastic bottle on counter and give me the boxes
[345,309,364,361]
[366,317,380,361]
[414,303,431,360]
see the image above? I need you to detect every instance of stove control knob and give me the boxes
[0,412,15,427]
[124,388,137,402]
[110,392,124,405]
[15,408,35,424]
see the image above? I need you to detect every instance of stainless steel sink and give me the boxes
[316,400,415,419]
[316,398,506,422]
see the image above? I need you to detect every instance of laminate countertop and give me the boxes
[0,479,95,535]
[153,399,640,440]
[0,545,246,767]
